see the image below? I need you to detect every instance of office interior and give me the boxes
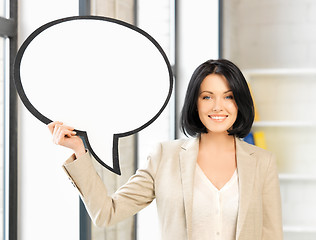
[1,0,316,239]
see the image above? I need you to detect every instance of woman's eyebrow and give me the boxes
[199,90,233,94]
[224,90,233,93]
[199,91,214,95]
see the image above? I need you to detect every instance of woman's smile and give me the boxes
[208,114,229,122]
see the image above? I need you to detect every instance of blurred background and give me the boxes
[1,0,316,239]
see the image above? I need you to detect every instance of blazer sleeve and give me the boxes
[62,143,162,227]
[262,153,284,240]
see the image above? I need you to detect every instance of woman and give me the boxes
[48,59,283,240]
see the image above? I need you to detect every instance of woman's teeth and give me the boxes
[209,116,227,120]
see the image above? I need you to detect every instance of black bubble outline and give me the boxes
[14,15,174,175]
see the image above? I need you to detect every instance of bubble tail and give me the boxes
[75,130,121,175]
[112,134,121,175]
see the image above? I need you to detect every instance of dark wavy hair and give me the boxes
[180,59,254,138]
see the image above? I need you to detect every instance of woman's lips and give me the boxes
[208,115,228,121]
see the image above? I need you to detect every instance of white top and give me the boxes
[192,164,239,240]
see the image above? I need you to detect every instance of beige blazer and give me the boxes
[63,137,283,240]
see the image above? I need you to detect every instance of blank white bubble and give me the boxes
[15,16,173,175]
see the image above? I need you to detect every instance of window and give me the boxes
[0,0,17,239]
[0,0,4,17]
[0,35,5,239]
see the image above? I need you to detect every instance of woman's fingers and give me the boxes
[49,122,74,134]
[53,124,63,145]
[57,127,75,140]
[49,121,76,145]
[48,121,85,155]
[48,121,63,134]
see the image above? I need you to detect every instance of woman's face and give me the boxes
[197,74,238,134]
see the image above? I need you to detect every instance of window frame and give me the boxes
[0,0,18,239]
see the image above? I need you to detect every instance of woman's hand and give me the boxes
[48,121,86,159]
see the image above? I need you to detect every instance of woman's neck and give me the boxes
[199,132,235,152]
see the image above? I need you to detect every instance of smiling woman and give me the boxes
[180,59,254,138]
[48,58,283,240]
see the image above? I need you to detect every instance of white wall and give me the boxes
[18,1,80,239]
[176,0,219,137]
[223,0,316,69]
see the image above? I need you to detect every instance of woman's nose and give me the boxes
[212,98,223,112]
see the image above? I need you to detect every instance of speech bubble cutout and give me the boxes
[14,16,173,175]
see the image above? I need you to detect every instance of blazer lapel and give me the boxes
[235,137,257,239]
[179,138,199,240]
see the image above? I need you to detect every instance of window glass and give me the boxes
[136,1,175,239]
[0,0,4,17]
[0,36,5,239]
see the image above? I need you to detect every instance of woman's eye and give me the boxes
[225,95,234,100]
[202,96,211,100]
